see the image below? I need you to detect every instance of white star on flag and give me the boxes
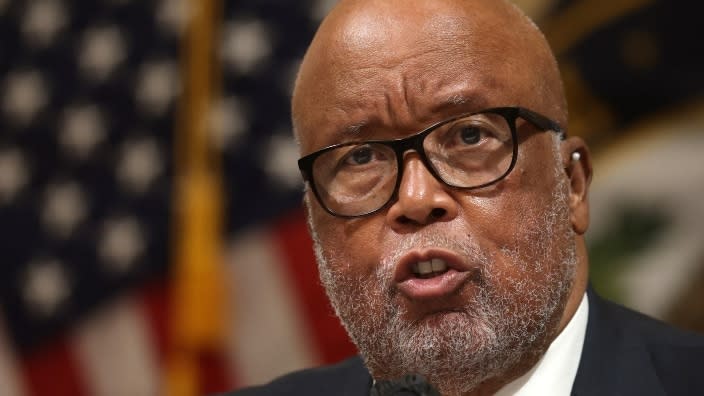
[23,258,71,317]
[0,149,29,205]
[116,137,163,195]
[221,19,273,75]
[2,70,48,125]
[60,105,106,159]
[21,0,67,48]
[99,216,145,274]
[41,181,88,239]
[79,25,127,82]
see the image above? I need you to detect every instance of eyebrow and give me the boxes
[446,94,471,106]
[330,120,376,144]
[432,92,491,114]
[345,122,366,135]
[331,91,491,144]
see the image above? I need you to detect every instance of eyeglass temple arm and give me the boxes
[517,107,566,140]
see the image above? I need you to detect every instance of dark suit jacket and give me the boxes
[225,289,704,395]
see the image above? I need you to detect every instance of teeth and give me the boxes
[412,258,448,276]
[431,258,447,272]
[417,260,433,275]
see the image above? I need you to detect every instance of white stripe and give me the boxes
[71,295,161,396]
[225,227,318,386]
[0,313,27,396]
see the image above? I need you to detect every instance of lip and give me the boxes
[393,248,477,300]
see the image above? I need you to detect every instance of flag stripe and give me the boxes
[224,224,318,386]
[71,295,161,396]
[139,281,171,372]
[21,337,87,396]
[272,209,357,363]
[0,315,26,396]
[198,349,232,394]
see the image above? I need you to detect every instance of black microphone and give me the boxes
[370,374,441,396]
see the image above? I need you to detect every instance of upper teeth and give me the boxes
[414,258,448,275]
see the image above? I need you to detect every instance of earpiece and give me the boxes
[571,151,581,162]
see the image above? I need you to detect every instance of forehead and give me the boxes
[293,1,547,153]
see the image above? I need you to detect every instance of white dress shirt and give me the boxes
[493,292,589,396]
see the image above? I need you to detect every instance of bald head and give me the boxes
[293,0,566,150]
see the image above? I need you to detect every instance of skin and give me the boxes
[292,0,593,394]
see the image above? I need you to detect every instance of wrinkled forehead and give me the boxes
[293,0,558,152]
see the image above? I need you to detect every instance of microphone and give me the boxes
[370,374,441,396]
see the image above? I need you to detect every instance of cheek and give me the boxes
[311,206,384,279]
[461,152,563,282]
[464,183,551,255]
[463,193,567,322]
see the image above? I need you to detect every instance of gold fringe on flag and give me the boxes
[165,0,227,395]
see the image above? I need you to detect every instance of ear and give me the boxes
[560,137,592,235]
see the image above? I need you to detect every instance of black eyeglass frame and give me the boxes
[297,106,565,218]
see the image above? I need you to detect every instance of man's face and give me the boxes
[293,2,585,394]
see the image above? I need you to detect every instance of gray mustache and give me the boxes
[377,232,490,283]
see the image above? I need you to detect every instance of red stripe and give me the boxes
[272,208,357,364]
[139,280,171,363]
[198,349,232,394]
[139,277,236,391]
[21,338,87,396]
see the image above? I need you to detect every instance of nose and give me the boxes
[386,153,459,229]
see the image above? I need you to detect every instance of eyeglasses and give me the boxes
[298,107,564,218]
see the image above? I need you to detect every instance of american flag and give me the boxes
[0,0,355,395]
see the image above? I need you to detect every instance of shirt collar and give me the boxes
[493,292,589,396]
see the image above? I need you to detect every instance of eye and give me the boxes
[340,144,390,167]
[346,146,374,165]
[459,126,481,145]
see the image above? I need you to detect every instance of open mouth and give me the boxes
[394,250,476,300]
[411,258,449,279]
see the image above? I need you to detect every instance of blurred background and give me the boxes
[0,0,701,395]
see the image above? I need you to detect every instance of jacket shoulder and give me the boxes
[597,294,704,348]
[604,297,704,392]
[219,356,371,396]
[574,290,704,395]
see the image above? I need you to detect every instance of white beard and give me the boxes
[309,167,577,396]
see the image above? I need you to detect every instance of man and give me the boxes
[227,0,704,395]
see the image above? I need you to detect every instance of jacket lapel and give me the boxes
[571,288,666,396]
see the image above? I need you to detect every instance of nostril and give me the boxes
[430,208,446,219]
[397,215,412,225]
[393,208,448,227]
